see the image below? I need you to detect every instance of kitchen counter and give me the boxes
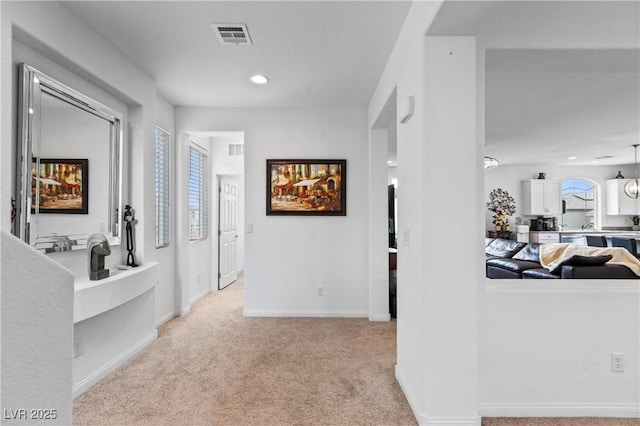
[530,230,640,236]
[529,230,640,244]
[560,230,640,236]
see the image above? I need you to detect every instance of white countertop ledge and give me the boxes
[74,261,159,323]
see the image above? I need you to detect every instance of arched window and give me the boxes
[561,178,598,230]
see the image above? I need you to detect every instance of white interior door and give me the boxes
[218,176,238,289]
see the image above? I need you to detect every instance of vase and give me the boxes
[497,231,511,239]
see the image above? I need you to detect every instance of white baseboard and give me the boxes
[155,311,175,327]
[423,418,481,426]
[396,365,480,426]
[243,309,368,318]
[72,330,157,399]
[189,288,210,306]
[180,304,191,316]
[479,402,640,418]
[395,364,422,423]
[369,312,391,322]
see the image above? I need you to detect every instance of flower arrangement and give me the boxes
[486,188,516,231]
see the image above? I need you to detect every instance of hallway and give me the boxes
[73,276,415,425]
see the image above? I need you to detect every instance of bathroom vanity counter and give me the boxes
[74,261,159,323]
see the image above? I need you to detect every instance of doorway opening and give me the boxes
[212,132,245,290]
[218,174,240,289]
[371,86,398,322]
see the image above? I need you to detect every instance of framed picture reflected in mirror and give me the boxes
[31,158,89,214]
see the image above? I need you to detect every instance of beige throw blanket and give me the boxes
[539,243,640,277]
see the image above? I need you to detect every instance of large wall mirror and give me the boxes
[14,63,123,252]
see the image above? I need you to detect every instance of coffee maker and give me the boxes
[530,216,557,231]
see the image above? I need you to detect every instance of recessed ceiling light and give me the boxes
[250,74,269,85]
[568,156,577,160]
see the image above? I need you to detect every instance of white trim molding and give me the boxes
[395,364,422,423]
[424,417,481,426]
[155,311,175,328]
[369,313,391,322]
[479,402,640,418]
[72,330,157,399]
[243,309,368,318]
[396,365,481,426]
[189,288,210,307]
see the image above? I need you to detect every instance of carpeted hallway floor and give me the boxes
[74,276,416,425]
[74,276,640,426]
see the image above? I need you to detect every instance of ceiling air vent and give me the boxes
[213,24,252,45]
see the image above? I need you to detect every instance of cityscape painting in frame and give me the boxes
[31,158,89,214]
[266,159,346,216]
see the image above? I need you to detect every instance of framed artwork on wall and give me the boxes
[266,159,346,216]
[31,158,89,214]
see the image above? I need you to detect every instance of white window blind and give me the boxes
[189,144,208,240]
[155,127,170,248]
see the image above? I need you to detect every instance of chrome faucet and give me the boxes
[87,233,111,280]
[581,222,596,230]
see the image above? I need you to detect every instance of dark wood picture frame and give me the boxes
[32,158,89,214]
[266,159,346,216]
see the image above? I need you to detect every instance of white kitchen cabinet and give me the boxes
[521,179,562,215]
[605,179,640,215]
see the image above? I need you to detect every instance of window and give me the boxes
[155,127,170,248]
[189,144,208,240]
[561,178,596,231]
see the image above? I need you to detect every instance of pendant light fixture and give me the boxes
[484,156,499,169]
[624,144,640,199]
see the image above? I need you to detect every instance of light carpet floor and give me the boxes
[74,277,415,425]
[74,276,639,426]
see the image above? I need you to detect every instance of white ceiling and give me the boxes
[61,1,412,108]
[59,1,639,167]
[485,49,640,167]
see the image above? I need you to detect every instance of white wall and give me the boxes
[370,2,484,423]
[1,0,174,323]
[1,1,177,406]
[176,107,370,317]
[480,282,640,417]
[1,232,73,425]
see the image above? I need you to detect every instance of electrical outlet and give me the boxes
[612,353,624,372]
[316,286,324,296]
[197,273,201,282]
